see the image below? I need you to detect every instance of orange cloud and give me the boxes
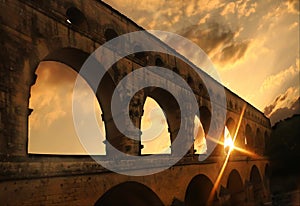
[260,59,299,93]
[264,87,300,125]
[221,2,235,16]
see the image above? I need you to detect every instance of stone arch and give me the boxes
[193,106,211,154]
[255,128,264,154]
[28,61,106,154]
[210,115,234,156]
[43,47,117,124]
[43,47,89,72]
[29,47,130,155]
[223,117,236,154]
[141,87,180,153]
[226,117,236,138]
[226,169,245,205]
[264,131,270,154]
[185,174,218,206]
[249,165,264,204]
[140,97,171,154]
[245,124,253,149]
[193,115,207,154]
[264,164,270,190]
[94,181,163,206]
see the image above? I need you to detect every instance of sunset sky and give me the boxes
[29,0,299,154]
[103,0,299,125]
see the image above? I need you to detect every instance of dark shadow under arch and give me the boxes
[227,169,245,205]
[255,128,264,154]
[44,47,90,71]
[264,164,270,189]
[185,174,218,206]
[94,181,164,206]
[264,131,269,154]
[250,165,264,204]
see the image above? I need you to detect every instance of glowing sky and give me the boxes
[29,62,177,154]
[103,0,300,124]
[29,0,299,154]
[29,63,207,154]
[28,62,106,154]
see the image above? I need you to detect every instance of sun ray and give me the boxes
[206,135,260,159]
[207,104,247,204]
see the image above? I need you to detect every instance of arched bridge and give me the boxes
[0,0,271,205]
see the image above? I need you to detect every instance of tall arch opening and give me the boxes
[185,174,218,206]
[140,97,171,154]
[250,165,264,204]
[226,118,236,138]
[264,164,271,198]
[28,61,106,155]
[224,118,236,154]
[264,131,269,154]
[245,124,253,149]
[193,116,207,154]
[139,88,181,155]
[194,106,211,155]
[94,182,163,206]
[28,47,120,155]
[255,128,264,154]
[226,169,245,205]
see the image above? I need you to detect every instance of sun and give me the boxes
[224,126,234,153]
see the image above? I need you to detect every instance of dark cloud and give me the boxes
[217,41,249,63]
[264,104,276,117]
[178,22,249,65]
[179,22,233,53]
[264,91,290,116]
[266,97,300,126]
[279,92,288,102]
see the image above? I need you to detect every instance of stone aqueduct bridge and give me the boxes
[0,0,272,205]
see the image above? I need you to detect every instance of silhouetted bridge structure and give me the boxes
[0,0,271,205]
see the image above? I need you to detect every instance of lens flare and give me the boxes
[207,104,247,204]
[224,126,234,153]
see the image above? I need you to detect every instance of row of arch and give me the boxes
[225,117,269,155]
[94,164,270,205]
[28,46,270,156]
